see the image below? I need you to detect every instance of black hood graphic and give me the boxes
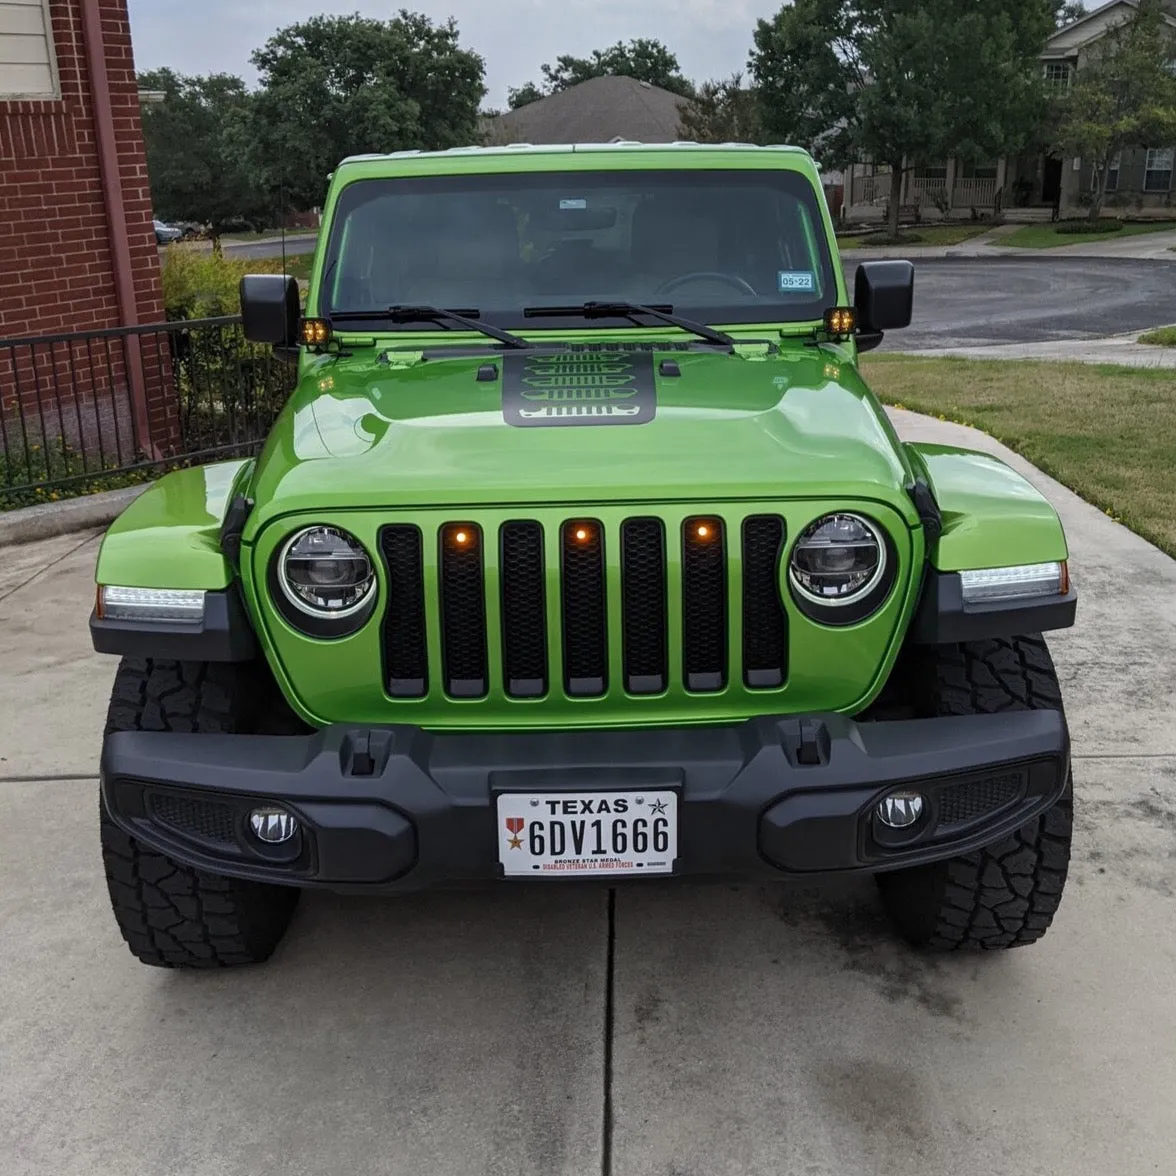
[502,350,656,427]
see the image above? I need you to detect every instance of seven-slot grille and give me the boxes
[378,514,787,701]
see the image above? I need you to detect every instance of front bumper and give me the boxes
[101,710,1069,892]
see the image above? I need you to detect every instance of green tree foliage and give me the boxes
[509,38,694,107]
[677,74,764,144]
[1051,0,1176,219]
[138,68,270,236]
[248,11,485,211]
[751,0,1058,237]
[1058,3,1088,27]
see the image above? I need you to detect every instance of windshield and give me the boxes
[320,168,837,331]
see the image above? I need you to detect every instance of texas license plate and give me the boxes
[496,790,678,877]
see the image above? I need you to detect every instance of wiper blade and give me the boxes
[329,305,533,350]
[523,301,736,348]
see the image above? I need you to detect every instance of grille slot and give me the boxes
[561,520,607,696]
[379,525,428,697]
[681,517,727,691]
[621,518,667,694]
[742,515,787,688]
[439,524,487,698]
[937,772,1023,829]
[152,794,237,845]
[500,521,547,697]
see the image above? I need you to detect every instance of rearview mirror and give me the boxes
[240,274,301,346]
[854,261,914,351]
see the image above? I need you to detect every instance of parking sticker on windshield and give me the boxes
[502,350,656,427]
[778,270,816,293]
[560,198,587,209]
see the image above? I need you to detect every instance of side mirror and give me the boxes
[854,261,913,352]
[240,274,300,346]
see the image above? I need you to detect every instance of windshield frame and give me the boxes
[315,167,840,335]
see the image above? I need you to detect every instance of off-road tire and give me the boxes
[876,635,1073,951]
[101,658,301,968]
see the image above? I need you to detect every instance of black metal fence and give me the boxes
[0,316,297,509]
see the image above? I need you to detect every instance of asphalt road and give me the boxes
[220,235,317,260]
[844,256,1176,350]
[3,412,1176,1175]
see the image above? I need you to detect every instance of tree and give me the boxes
[1058,3,1088,27]
[751,0,1058,238]
[507,81,543,110]
[249,11,485,211]
[677,74,764,144]
[1053,0,1176,220]
[138,68,270,238]
[509,38,694,105]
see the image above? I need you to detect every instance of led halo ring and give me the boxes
[788,512,888,608]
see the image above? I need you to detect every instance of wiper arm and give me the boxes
[523,301,736,348]
[329,305,533,350]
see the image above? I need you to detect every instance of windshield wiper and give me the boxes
[523,301,736,349]
[329,305,533,350]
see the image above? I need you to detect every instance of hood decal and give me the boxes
[502,349,656,427]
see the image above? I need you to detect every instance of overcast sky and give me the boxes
[126,1,782,107]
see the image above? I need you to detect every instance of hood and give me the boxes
[246,343,918,528]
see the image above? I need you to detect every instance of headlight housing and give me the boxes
[271,525,377,638]
[788,513,895,625]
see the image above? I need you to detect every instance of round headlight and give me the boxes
[789,513,886,607]
[279,526,375,617]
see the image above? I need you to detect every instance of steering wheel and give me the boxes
[654,271,758,297]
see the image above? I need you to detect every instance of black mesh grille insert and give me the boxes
[500,521,547,697]
[621,518,666,694]
[561,520,607,696]
[681,518,727,692]
[152,794,237,845]
[937,772,1023,829]
[379,525,428,698]
[742,515,787,689]
[440,524,487,698]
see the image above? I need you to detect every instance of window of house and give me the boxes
[1044,61,1073,88]
[1144,147,1174,192]
[0,0,59,99]
[1105,150,1121,193]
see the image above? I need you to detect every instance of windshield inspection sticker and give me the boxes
[502,350,656,427]
[778,270,816,293]
[559,198,588,209]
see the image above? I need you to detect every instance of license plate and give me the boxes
[496,790,678,877]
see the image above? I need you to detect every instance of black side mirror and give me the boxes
[854,261,914,352]
[240,274,300,346]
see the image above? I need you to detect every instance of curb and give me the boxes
[0,484,148,547]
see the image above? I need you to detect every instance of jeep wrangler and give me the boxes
[92,144,1075,968]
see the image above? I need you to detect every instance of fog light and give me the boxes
[876,790,925,829]
[249,806,299,844]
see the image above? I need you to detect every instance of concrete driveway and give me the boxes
[3,414,1176,1176]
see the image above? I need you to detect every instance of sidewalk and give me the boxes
[847,224,1176,262]
[896,327,1176,367]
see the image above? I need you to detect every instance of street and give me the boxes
[2,411,1175,1176]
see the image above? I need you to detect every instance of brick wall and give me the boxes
[0,0,176,462]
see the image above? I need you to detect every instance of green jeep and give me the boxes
[92,144,1076,968]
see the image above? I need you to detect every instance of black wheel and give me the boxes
[100,658,302,968]
[876,635,1073,951]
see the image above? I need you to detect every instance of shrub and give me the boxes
[1054,218,1125,235]
[160,246,287,319]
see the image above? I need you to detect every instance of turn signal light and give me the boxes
[300,318,331,347]
[824,307,856,337]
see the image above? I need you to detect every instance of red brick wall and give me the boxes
[0,0,175,460]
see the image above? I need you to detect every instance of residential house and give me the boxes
[843,0,1176,222]
[486,75,691,145]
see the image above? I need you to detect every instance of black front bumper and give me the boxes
[101,710,1069,892]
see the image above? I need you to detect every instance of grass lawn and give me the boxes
[254,252,314,281]
[1000,220,1176,249]
[1139,326,1176,346]
[837,224,992,249]
[862,355,1176,557]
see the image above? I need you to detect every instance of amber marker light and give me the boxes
[300,318,331,347]
[451,527,473,547]
[694,521,715,541]
[574,527,590,543]
[823,307,856,338]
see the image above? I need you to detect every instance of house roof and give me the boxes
[489,75,692,146]
[1043,0,1176,56]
